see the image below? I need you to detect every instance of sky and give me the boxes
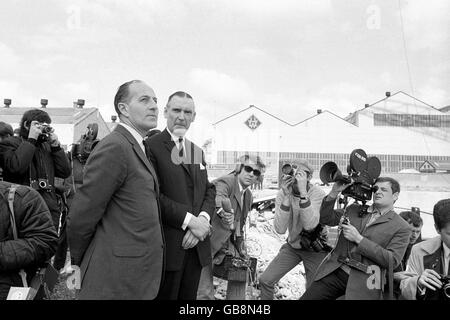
[0,0,449,145]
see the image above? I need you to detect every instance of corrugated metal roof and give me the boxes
[0,107,98,125]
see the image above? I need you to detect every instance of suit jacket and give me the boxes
[210,174,253,257]
[145,129,215,271]
[400,236,446,300]
[316,198,411,299]
[67,125,164,300]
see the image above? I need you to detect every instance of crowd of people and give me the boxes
[0,80,449,301]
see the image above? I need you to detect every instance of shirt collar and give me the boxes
[367,204,393,216]
[118,123,145,153]
[238,180,248,194]
[167,127,183,141]
[166,128,186,147]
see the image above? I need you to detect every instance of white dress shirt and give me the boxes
[118,123,146,154]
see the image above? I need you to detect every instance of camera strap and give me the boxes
[6,185,29,288]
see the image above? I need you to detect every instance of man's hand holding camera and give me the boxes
[27,121,60,147]
[295,170,308,197]
[328,180,352,200]
[28,121,42,140]
[49,132,60,147]
[417,269,443,292]
[280,174,294,196]
[342,223,363,244]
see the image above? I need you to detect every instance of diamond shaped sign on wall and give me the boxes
[245,114,261,130]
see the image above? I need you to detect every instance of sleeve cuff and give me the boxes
[27,138,37,145]
[182,212,193,230]
[299,199,311,208]
[199,211,210,223]
[51,145,62,152]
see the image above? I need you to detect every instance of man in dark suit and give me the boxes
[300,177,411,300]
[67,80,164,299]
[145,91,215,300]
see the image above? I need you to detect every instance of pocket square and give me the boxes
[200,163,206,170]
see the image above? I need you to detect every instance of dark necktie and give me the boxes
[178,137,184,157]
[142,139,148,157]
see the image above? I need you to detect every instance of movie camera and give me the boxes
[71,123,100,165]
[319,149,381,204]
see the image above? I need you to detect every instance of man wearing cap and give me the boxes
[197,154,265,300]
[400,198,450,300]
[259,159,328,299]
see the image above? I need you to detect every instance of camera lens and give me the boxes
[443,283,450,299]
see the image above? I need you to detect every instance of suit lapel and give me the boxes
[424,248,443,274]
[365,210,394,229]
[116,125,160,193]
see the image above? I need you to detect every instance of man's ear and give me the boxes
[392,192,399,202]
[192,110,196,122]
[118,102,129,117]
[163,106,168,119]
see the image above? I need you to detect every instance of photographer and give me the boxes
[0,109,71,235]
[300,177,411,300]
[259,160,328,300]
[400,198,450,300]
[197,155,264,300]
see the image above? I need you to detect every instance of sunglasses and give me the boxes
[243,165,261,177]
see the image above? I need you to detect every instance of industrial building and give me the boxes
[0,99,111,151]
[210,91,450,185]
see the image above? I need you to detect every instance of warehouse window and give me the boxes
[374,114,450,127]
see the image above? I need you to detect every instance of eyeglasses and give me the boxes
[243,165,261,177]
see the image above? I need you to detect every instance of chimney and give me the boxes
[40,99,48,108]
[77,99,85,108]
[385,91,391,97]
[364,104,370,108]
[4,98,11,108]
[317,109,322,114]
[111,115,117,123]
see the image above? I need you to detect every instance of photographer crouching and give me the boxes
[300,175,411,300]
[0,109,71,250]
[259,160,330,300]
